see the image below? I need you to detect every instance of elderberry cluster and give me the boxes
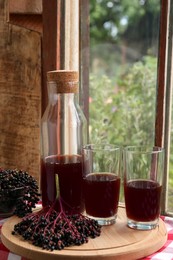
[0,168,40,217]
[12,207,101,250]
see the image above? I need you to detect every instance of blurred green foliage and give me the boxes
[89,56,173,209]
[89,56,156,146]
[90,0,160,53]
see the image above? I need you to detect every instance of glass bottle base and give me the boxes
[127,218,159,230]
[87,214,117,226]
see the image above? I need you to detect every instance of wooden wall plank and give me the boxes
[9,14,42,33]
[0,0,41,181]
[9,0,42,14]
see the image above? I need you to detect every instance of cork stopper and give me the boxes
[47,70,79,93]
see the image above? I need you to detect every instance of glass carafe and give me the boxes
[41,70,87,214]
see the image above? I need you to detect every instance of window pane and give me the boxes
[89,0,161,202]
[89,0,160,147]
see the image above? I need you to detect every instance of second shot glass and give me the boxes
[82,144,121,225]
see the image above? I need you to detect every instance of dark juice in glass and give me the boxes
[84,173,120,218]
[124,180,162,222]
[41,155,84,214]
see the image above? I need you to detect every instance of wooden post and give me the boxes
[155,0,169,147]
[42,0,61,114]
[160,0,173,215]
[79,0,89,121]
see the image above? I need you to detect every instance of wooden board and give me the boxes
[1,207,167,260]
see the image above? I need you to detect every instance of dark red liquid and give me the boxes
[124,180,162,222]
[41,155,84,214]
[84,173,120,218]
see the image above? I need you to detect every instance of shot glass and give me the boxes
[123,146,164,230]
[82,144,121,225]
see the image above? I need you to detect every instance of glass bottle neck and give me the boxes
[48,82,79,105]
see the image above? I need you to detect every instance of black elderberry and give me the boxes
[12,203,102,251]
[0,168,40,217]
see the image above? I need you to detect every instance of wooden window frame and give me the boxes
[159,0,173,216]
[41,0,172,215]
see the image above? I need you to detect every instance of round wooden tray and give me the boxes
[1,207,167,260]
